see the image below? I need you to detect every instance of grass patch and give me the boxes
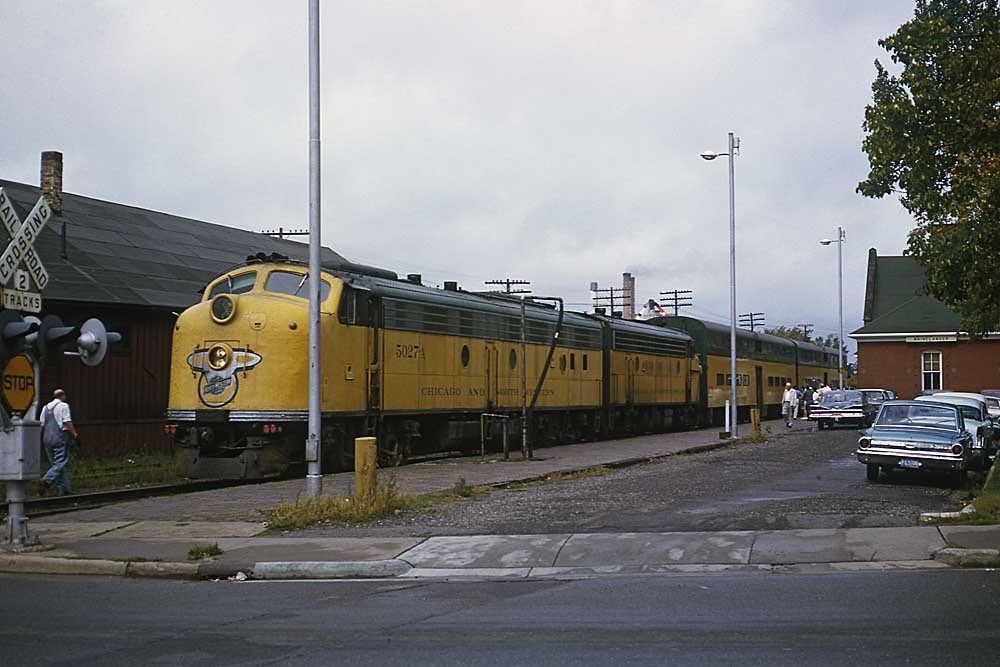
[187,543,223,560]
[507,466,611,489]
[68,452,180,491]
[264,477,494,531]
[930,469,1000,525]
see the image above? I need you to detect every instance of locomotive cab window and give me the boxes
[265,270,331,301]
[208,271,257,299]
[338,285,373,325]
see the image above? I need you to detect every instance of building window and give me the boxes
[922,351,942,392]
[717,373,725,385]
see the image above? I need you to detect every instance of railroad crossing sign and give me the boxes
[1,354,35,413]
[0,187,50,313]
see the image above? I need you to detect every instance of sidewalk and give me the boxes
[3,418,999,579]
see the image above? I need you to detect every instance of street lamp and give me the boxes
[819,227,846,390]
[701,132,740,438]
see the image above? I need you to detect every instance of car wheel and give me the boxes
[866,463,880,482]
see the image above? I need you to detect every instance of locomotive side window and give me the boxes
[208,271,257,299]
[461,345,470,367]
[509,349,517,369]
[266,270,331,301]
[583,354,588,371]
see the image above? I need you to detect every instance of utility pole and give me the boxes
[591,286,630,318]
[485,278,531,294]
[739,312,765,332]
[305,0,322,497]
[797,323,814,340]
[659,289,693,316]
[261,228,309,239]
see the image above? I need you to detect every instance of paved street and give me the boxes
[4,569,999,666]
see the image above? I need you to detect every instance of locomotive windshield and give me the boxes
[265,270,331,301]
[208,271,257,299]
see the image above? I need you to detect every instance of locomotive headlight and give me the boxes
[211,295,236,323]
[208,344,231,370]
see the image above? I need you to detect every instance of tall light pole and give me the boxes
[305,0,322,497]
[820,227,846,390]
[700,132,740,438]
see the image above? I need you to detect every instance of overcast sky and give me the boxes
[1,1,920,353]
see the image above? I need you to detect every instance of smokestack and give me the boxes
[622,272,635,319]
[40,151,63,214]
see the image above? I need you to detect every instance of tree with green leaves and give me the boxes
[858,0,1000,335]
[764,325,812,342]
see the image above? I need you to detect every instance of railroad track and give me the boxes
[4,478,262,517]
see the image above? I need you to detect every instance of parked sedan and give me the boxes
[857,400,973,485]
[810,389,878,429]
[917,393,995,467]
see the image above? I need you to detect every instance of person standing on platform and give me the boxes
[39,389,78,496]
[782,383,797,428]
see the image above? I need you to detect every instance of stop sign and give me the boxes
[2,354,35,414]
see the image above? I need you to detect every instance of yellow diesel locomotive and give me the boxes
[167,255,702,478]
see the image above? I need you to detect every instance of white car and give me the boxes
[933,392,1000,420]
[915,394,995,467]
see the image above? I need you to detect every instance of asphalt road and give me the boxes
[293,425,970,537]
[4,569,998,666]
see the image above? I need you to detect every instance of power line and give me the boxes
[738,312,765,332]
[591,286,631,318]
[659,289,693,316]
[797,323,814,339]
[484,278,532,294]
[260,227,309,239]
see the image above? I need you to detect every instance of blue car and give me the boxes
[857,400,974,485]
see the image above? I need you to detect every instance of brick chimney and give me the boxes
[40,151,63,214]
[622,272,636,319]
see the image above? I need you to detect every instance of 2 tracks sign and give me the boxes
[0,188,51,314]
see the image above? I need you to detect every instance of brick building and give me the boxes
[850,249,1000,399]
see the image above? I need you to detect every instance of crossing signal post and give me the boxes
[1,311,121,548]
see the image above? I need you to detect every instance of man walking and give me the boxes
[782,382,797,428]
[40,389,78,496]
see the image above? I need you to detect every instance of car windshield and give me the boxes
[876,404,958,430]
[820,390,861,404]
[208,271,256,299]
[985,397,1000,410]
[957,405,982,421]
[264,270,331,301]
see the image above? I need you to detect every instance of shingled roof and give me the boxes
[0,178,376,310]
[851,249,961,337]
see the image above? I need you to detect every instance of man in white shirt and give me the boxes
[782,383,797,428]
[40,389,79,496]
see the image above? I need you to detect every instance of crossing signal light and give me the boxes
[0,310,39,358]
[34,315,80,360]
[76,318,122,366]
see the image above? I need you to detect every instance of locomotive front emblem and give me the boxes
[186,345,263,407]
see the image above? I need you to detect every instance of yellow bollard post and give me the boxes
[354,437,377,502]
[751,408,761,440]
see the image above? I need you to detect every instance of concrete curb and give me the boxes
[933,548,1000,568]
[251,559,412,580]
[0,555,128,577]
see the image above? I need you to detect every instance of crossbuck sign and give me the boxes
[0,188,50,313]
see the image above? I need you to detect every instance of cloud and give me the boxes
[0,0,919,350]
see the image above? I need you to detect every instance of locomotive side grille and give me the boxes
[612,331,688,357]
[382,297,603,350]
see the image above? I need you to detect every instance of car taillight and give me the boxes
[859,438,871,449]
[951,444,963,456]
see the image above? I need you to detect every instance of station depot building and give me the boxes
[850,248,1000,399]
[0,151,350,458]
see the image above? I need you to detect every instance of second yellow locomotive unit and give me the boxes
[167,254,839,479]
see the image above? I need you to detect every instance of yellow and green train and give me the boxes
[167,256,706,478]
[647,316,841,422]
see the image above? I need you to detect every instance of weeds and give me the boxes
[264,476,494,531]
[931,469,1000,525]
[187,543,223,560]
[507,466,611,489]
[68,452,179,491]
